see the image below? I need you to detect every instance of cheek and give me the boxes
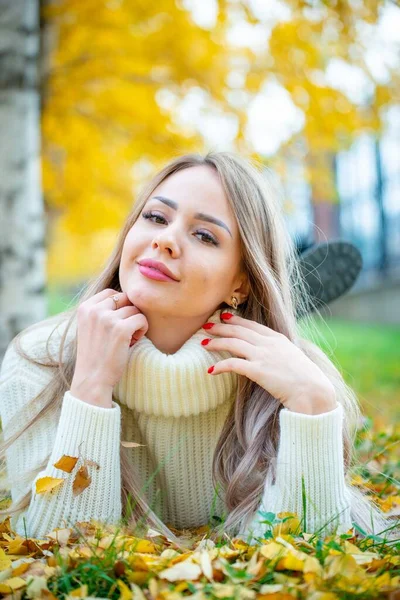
[189,259,227,287]
[122,228,141,258]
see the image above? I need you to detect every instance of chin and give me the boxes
[126,288,157,311]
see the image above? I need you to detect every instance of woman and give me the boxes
[0,152,394,547]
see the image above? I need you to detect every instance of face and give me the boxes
[119,165,249,320]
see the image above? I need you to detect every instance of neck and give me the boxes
[113,305,240,417]
[139,305,228,355]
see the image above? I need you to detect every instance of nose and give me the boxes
[151,228,180,256]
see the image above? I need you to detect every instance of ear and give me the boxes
[232,271,250,305]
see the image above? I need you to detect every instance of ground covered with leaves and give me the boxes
[0,419,399,600]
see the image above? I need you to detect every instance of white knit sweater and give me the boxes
[0,307,354,540]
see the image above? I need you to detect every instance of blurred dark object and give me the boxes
[295,238,363,318]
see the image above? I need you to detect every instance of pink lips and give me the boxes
[138,265,177,282]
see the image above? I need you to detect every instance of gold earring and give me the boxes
[231,296,238,309]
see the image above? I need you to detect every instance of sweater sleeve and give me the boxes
[0,338,122,539]
[240,402,353,541]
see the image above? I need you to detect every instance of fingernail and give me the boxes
[208,365,215,374]
[201,338,211,346]
[202,322,215,329]
[221,312,233,320]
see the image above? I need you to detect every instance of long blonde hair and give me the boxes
[0,152,397,547]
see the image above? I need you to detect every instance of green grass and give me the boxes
[305,316,400,423]
[48,285,400,423]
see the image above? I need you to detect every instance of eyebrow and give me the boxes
[149,195,233,238]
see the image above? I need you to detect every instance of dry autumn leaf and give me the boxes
[53,455,79,473]
[35,476,65,495]
[0,576,27,594]
[72,465,91,497]
[0,548,12,571]
[0,414,398,599]
[116,579,132,600]
[83,458,100,470]
[158,559,202,582]
[67,583,88,597]
[45,527,72,546]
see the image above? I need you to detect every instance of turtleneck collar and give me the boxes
[112,306,239,417]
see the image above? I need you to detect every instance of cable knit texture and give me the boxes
[0,307,352,539]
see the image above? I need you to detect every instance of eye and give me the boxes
[194,231,219,245]
[142,210,166,225]
[141,211,219,246]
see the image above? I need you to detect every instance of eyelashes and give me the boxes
[141,211,219,246]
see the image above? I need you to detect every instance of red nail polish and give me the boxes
[208,365,215,374]
[221,312,233,320]
[202,322,214,329]
[201,338,211,346]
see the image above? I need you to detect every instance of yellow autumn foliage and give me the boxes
[40,0,398,283]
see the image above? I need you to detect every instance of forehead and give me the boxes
[151,165,231,216]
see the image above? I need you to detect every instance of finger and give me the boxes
[100,291,135,311]
[82,288,119,308]
[203,337,255,359]
[220,313,282,338]
[207,323,266,346]
[208,357,255,378]
[112,312,148,343]
[110,305,141,319]
[124,313,149,343]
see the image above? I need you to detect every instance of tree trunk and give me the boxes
[309,151,340,242]
[0,0,47,361]
[374,137,388,274]
[312,201,340,243]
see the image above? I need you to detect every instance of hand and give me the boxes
[201,312,337,414]
[71,289,149,402]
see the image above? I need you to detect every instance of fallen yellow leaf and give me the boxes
[11,561,30,576]
[68,583,88,597]
[53,455,79,473]
[0,576,27,593]
[0,548,12,571]
[159,559,202,581]
[324,553,366,581]
[117,579,133,600]
[123,538,159,554]
[45,527,72,546]
[72,465,91,496]
[35,476,65,495]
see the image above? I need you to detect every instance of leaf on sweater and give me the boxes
[72,466,91,497]
[0,415,398,599]
[121,441,146,448]
[35,477,65,495]
[53,455,79,473]
[83,459,100,470]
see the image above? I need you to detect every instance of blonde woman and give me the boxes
[0,152,395,548]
